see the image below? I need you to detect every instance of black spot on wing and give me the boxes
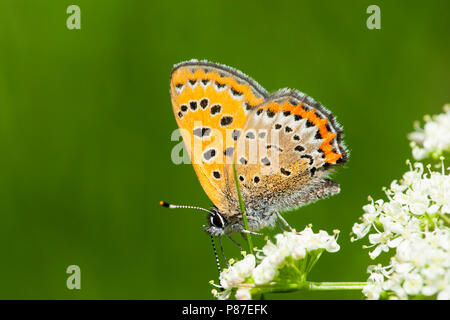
[301,154,314,165]
[266,145,283,151]
[232,130,241,141]
[193,127,212,138]
[220,116,233,127]
[210,104,222,115]
[315,131,322,140]
[224,147,234,157]
[261,157,271,166]
[245,131,255,139]
[200,98,209,109]
[280,167,291,176]
[245,103,254,111]
[215,81,226,89]
[212,170,221,179]
[230,87,243,97]
[239,157,248,165]
[203,149,217,161]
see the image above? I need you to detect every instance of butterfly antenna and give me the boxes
[159,201,211,214]
[210,235,222,277]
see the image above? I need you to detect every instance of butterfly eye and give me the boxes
[210,213,225,229]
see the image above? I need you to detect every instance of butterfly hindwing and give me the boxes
[170,60,268,213]
[224,89,348,217]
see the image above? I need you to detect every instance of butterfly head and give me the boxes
[204,207,227,236]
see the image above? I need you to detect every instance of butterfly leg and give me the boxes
[276,219,287,232]
[227,235,243,251]
[276,211,295,232]
[240,230,263,245]
[241,229,263,235]
[219,236,229,266]
[239,216,264,238]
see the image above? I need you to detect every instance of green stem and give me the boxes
[232,164,254,255]
[308,281,367,291]
[439,213,450,226]
[304,250,323,275]
[251,281,367,294]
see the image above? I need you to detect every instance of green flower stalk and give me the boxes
[233,163,254,255]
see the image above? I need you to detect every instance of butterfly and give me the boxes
[162,59,348,240]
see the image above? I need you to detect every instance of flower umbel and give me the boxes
[409,104,450,160]
[352,160,450,300]
[211,227,341,300]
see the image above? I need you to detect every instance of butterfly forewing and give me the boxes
[170,60,268,213]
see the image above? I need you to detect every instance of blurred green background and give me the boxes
[0,0,449,299]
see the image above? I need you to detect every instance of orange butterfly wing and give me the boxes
[170,60,268,214]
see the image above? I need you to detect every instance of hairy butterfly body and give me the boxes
[168,59,348,236]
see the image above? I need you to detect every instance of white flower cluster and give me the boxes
[408,104,450,160]
[352,161,450,299]
[253,228,340,285]
[211,227,340,300]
